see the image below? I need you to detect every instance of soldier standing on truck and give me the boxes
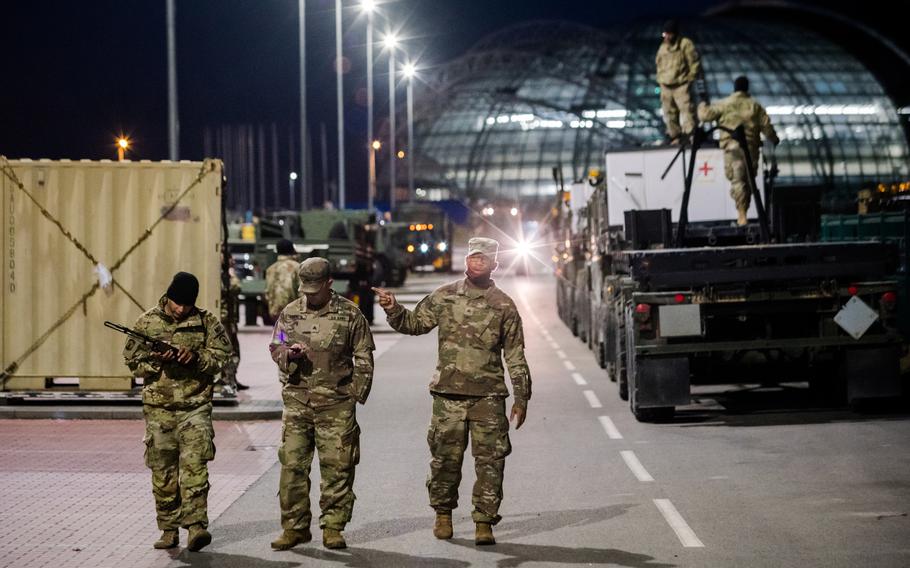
[269,258,375,551]
[373,237,531,546]
[122,272,232,552]
[266,239,300,320]
[656,19,701,144]
[698,75,780,226]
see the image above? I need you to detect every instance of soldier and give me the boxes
[269,257,375,551]
[265,239,300,321]
[373,237,531,546]
[123,272,232,552]
[220,255,248,393]
[698,75,780,226]
[655,19,701,144]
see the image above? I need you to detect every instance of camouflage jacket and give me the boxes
[270,292,375,405]
[265,256,300,318]
[655,36,700,87]
[386,278,531,407]
[124,295,233,410]
[698,92,779,157]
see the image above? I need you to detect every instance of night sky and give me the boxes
[1,0,905,205]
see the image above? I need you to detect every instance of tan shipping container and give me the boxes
[0,157,224,391]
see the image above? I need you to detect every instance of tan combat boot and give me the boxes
[736,208,748,226]
[475,522,495,546]
[153,529,179,549]
[433,513,453,539]
[187,524,212,552]
[271,528,312,550]
[323,528,347,550]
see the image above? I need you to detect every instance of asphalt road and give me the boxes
[167,272,910,568]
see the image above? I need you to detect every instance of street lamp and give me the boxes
[335,0,346,209]
[384,32,398,211]
[402,60,417,199]
[289,171,298,208]
[369,140,381,213]
[117,137,130,161]
[361,0,376,211]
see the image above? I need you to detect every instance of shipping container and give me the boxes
[0,158,224,392]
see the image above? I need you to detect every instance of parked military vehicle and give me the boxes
[395,203,453,272]
[227,209,379,324]
[559,139,903,421]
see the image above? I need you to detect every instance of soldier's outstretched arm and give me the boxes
[380,290,439,336]
[697,100,720,123]
[349,312,376,404]
[194,312,233,375]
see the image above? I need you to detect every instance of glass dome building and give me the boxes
[406,19,909,204]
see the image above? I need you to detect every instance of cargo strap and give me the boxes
[0,157,218,386]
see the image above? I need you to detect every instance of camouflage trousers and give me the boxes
[723,147,759,212]
[278,391,360,531]
[660,83,696,141]
[222,323,241,388]
[427,394,512,524]
[142,403,215,530]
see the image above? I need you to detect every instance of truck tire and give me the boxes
[625,306,675,422]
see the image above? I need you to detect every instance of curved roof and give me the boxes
[406,18,909,203]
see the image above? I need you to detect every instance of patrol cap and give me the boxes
[663,19,679,34]
[298,257,331,294]
[467,237,499,258]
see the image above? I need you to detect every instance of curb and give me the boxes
[0,401,283,421]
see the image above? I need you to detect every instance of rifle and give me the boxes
[104,321,180,357]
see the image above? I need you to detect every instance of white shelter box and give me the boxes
[604,147,764,226]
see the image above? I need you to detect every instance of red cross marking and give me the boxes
[699,161,713,176]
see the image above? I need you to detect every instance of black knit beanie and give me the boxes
[166,272,199,305]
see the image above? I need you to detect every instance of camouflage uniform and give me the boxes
[269,292,375,532]
[656,36,701,141]
[698,92,779,212]
[386,277,531,524]
[266,255,300,319]
[221,269,242,388]
[123,295,232,531]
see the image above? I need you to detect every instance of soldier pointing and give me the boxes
[374,237,531,546]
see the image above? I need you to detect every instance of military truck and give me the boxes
[374,221,411,287]
[562,139,903,421]
[227,209,378,324]
[394,203,453,272]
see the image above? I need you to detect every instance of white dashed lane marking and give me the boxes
[620,450,654,482]
[571,372,588,386]
[555,350,567,359]
[582,390,602,408]
[563,360,576,371]
[654,499,705,548]
[598,416,623,439]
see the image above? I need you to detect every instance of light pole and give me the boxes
[384,33,398,211]
[361,0,376,211]
[166,0,178,160]
[336,0,346,209]
[369,140,380,212]
[403,61,416,200]
[298,0,308,210]
[289,171,298,206]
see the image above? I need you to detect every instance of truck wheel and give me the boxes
[243,298,259,326]
[631,403,675,422]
